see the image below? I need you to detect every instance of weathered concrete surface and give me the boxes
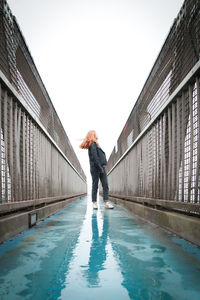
[110,196,200,247]
[0,195,84,244]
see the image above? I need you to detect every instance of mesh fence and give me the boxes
[0,0,86,182]
[108,0,200,170]
[107,0,200,208]
[0,0,86,203]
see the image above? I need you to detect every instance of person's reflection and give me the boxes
[85,211,109,287]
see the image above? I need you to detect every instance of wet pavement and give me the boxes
[0,195,200,300]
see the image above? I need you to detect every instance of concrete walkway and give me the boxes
[0,195,200,300]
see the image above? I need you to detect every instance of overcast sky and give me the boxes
[7,0,184,180]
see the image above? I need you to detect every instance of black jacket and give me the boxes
[88,142,107,172]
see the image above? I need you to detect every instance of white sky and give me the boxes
[7,0,184,181]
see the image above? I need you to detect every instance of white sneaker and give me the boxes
[93,202,98,209]
[104,201,114,209]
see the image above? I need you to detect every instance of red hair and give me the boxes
[80,130,98,149]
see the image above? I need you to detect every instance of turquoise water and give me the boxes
[0,196,200,300]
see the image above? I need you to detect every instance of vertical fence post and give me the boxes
[176,98,181,201]
[168,107,172,200]
[188,84,194,202]
[171,102,176,200]
[181,92,185,201]
[4,91,8,202]
[22,110,26,201]
[163,112,167,199]
[8,95,13,202]
[195,78,200,203]
[0,84,2,203]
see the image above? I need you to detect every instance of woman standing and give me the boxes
[80,130,114,209]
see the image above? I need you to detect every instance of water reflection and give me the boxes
[1,197,200,300]
[0,198,88,300]
[86,211,109,287]
[61,198,130,300]
[108,209,200,300]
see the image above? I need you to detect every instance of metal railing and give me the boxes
[107,0,200,216]
[0,0,86,206]
[0,0,86,180]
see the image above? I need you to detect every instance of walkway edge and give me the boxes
[0,194,86,244]
[110,196,200,247]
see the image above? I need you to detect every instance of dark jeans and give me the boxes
[90,166,109,202]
